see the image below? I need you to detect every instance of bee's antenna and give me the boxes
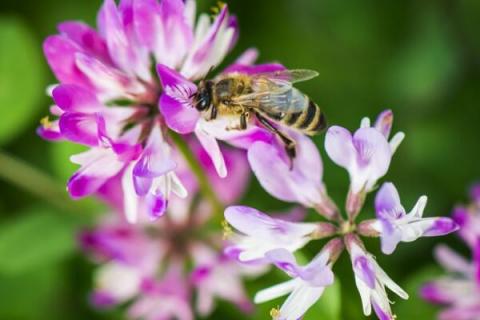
[203,65,216,82]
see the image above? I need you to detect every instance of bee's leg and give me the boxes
[209,105,218,121]
[240,112,249,130]
[255,112,296,169]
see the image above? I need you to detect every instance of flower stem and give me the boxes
[0,150,86,215]
[169,132,224,216]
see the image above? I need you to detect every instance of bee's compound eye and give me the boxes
[195,94,210,111]
[198,99,208,111]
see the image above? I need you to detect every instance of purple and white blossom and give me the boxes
[362,182,458,254]
[247,131,339,220]
[346,235,409,320]
[422,183,480,320]
[254,240,341,320]
[324,110,408,218]
[224,206,335,262]
[81,143,261,317]
[226,111,457,320]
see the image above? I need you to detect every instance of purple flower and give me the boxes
[421,245,480,320]
[360,110,405,154]
[80,136,255,317]
[254,239,341,320]
[422,185,480,320]
[372,182,458,254]
[247,131,339,220]
[224,206,320,262]
[452,184,480,249]
[346,235,408,320]
[325,125,391,195]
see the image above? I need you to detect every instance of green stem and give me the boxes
[0,150,86,215]
[169,132,224,216]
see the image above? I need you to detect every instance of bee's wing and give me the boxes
[253,69,319,84]
[231,74,310,114]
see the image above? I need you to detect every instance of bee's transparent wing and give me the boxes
[231,73,312,114]
[254,69,319,84]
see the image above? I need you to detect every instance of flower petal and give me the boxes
[52,84,101,112]
[58,21,110,62]
[43,35,92,87]
[195,125,227,178]
[68,148,125,198]
[325,126,356,169]
[375,182,404,219]
[254,279,297,303]
[59,112,101,146]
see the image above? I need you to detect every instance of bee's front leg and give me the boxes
[239,111,250,130]
[209,105,218,121]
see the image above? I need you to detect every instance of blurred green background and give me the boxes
[0,0,479,319]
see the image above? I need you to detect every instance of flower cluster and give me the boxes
[225,111,459,320]
[39,0,265,222]
[80,145,265,319]
[39,0,275,317]
[421,184,480,320]
[39,1,460,319]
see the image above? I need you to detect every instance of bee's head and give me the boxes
[194,80,213,112]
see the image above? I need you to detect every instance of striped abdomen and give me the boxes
[263,97,326,136]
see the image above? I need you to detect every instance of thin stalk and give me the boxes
[0,150,86,215]
[169,132,224,216]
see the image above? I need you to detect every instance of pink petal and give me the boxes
[68,149,125,198]
[159,94,199,134]
[374,110,393,138]
[52,84,101,112]
[58,21,111,63]
[59,112,101,146]
[43,35,92,87]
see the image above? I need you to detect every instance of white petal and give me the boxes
[360,117,371,128]
[279,283,325,320]
[254,279,297,304]
[389,132,405,154]
[122,164,139,224]
[407,195,428,219]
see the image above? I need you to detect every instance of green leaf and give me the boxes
[0,264,65,320]
[0,207,77,275]
[394,265,442,319]
[0,17,45,145]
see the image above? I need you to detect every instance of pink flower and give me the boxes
[40,0,241,220]
[422,184,480,320]
[81,144,256,317]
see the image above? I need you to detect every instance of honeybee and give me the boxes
[192,69,327,162]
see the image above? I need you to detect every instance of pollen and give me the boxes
[210,1,226,16]
[40,116,52,129]
[222,219,233,240]
[270,307,281,319]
